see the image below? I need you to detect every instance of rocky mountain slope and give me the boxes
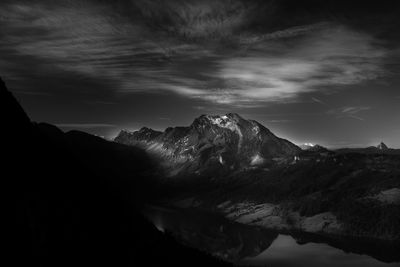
[115,113,300,175]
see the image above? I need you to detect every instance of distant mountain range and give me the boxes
[334,141,400,155]
[115,113,300,174]
[115,114,400,175]
[116,115,399,242]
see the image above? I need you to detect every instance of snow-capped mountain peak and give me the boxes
[114,113,301,174]
[300,143,328,152]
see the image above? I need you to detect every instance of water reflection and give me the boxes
[143,205,278,262]
[241,234,400,267]
[143,205,400,266]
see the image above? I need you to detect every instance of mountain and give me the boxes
[377,142,389,150]
[300,143,329,152]
[115,113,301,174]
[336,142,400,155]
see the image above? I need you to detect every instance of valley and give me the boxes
[115,114,400,242]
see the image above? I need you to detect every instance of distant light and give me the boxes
[250,154,265,165]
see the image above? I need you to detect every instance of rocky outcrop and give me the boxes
[369,188,400,205]
[115,128,162,145]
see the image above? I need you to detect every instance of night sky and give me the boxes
[1,0,399,148]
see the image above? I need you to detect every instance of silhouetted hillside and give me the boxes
[3,77,230,267]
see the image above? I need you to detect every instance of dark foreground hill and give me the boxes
[2,77,230,267]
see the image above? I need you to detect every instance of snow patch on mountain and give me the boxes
[251,121,260,135]
[208,115,243,150]
[250,154,265,166]
[219,155,224,165]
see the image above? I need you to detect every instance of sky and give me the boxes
[1,0,400,148]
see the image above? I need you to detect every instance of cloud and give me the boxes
[114,25,387,107]
[311,97,328,106]
[203,26,386,106]
[0,1,390,107]
[340,106,371,114]
[327,106,371,121]
[0,0,222,95]
[265,120,292,123]
[133,0,255,40]
[238,22,331,45]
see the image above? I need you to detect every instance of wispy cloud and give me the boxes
[327,106,371,121]
[0,1,390,107]
[265,120,293,123]
[239,22,330,45]
[204,26,386,106]
[124,25,386,107]
[311,97,328,106]
[134,0,255,40]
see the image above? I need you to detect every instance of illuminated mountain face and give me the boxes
[115,113,300,174]
[300,143,329,152]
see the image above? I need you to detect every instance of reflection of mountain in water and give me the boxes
[241,234,400,267]
[144,205,400,265]
[143,205,278,262]
[291,231,400,264]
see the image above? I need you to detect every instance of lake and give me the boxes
[143,205,400,267]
